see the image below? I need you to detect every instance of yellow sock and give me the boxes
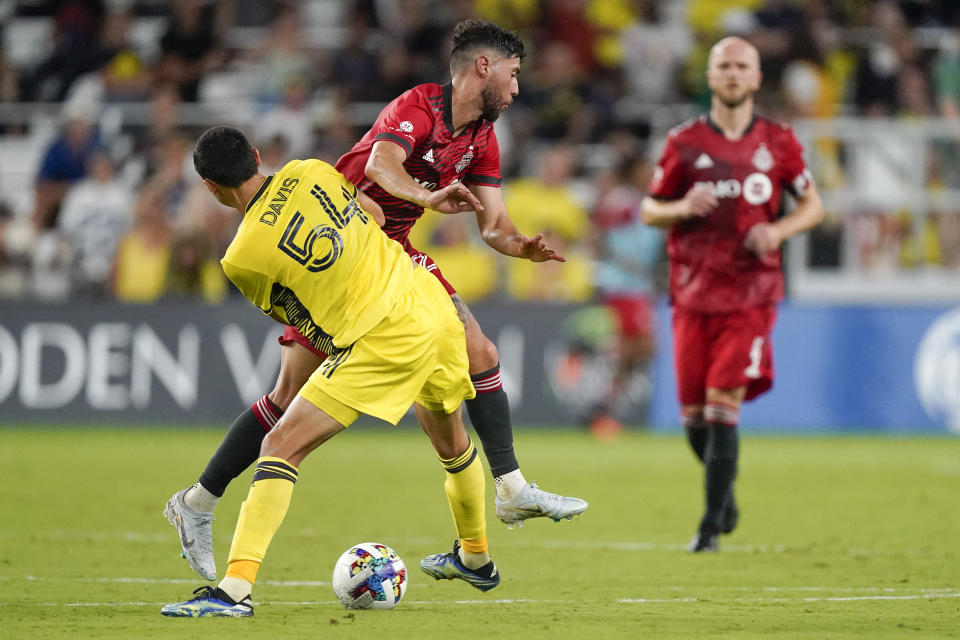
[224,456,299,586]
[439,441,487,556]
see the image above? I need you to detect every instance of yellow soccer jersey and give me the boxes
[221,159,415,352]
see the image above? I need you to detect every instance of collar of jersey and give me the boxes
[705,114,757,139]
[245,175,274,213]
[441,82,456,137]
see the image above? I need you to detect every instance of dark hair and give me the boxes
[450,19,525,71]
[193,126,258,187]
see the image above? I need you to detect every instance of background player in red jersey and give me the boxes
[641,37,824,552]
[164,20,587,582]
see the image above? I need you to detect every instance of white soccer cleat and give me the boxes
[163,489,217,581]
[495,482,588,529]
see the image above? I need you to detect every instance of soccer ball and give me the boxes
[332,542,407,610]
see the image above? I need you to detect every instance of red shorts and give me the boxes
[604,294,653,339]
[406,244,457,296]
[672,305,776,405]
[279,244,456,354]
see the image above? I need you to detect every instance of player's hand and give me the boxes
[743,222,783,256]
[519,233,566,262]
[682,184,717,218]
[423,183,484,214]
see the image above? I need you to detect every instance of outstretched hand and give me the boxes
[423,183,484,214]
[520,233,566,262]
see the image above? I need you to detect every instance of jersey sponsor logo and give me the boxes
[694,153,714,169]
[422,148,434,163]
[399,121,414,133]
[752,143,774,172]
[413,176,438,191]
[742,173,773,205]
[694,173,773,205]
[455,146,475,173]
[695,179,741,199]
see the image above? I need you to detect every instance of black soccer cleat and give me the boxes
[688,531,719,553]
[720,498,739,535]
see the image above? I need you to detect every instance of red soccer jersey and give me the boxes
[648,115,812,313]
[335,83,502,248]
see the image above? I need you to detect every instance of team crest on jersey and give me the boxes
[399,121,414,133]
[752,144,773,172]
[456,146,474,173]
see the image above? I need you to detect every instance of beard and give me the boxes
[480,84,504,122]
[717,89,753,109]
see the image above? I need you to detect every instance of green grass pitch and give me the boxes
[1,426,958,639]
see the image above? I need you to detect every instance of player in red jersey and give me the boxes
[641,37,823,552]
[163,20,587,582]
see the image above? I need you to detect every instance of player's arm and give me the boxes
[641,184,717,228]
[355,189,385,227]
[364,141,483,214]
[469,184,565,262]
[743,181,824,256]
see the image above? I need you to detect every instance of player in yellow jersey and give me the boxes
[161,127,499,618]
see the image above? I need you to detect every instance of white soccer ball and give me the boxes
[332,542,408,610]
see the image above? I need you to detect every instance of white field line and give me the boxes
[7,576,958,595]
[3,592,959,608]
[620,592,960,604]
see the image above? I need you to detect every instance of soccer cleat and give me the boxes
[419,540,500,592]
[160,586,253,617]
[688,530,719,553]
[163,489,217,581]
[495,482,588,528]
[720,497,739,535]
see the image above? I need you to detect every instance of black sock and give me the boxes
[683,414,708,463]
[198,396,282,497]
[465,364,519,478]
[469,560,497,578]
[699,423,739,534]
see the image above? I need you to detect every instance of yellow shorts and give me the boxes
[298,267,475,426]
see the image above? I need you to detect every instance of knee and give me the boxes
[467,333,499,372]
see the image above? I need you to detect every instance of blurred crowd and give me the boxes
[1,0,960,306]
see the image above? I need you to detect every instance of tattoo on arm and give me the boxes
[451,294,475,328]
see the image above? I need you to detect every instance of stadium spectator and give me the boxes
[504,144,592,301]
[619,1,692,106]
[254,76,315,159]
[641,37,823,552]
[20,0,106,101]
[586,156,664,436]
[155,0,226,102]
[328,9,383,101]
[112,185,172,303]
[98,9,152,103]
[30,101,101,230]
[244,2,314,106]
[55,149,133,297]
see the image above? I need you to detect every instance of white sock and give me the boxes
[218,576,252,603]
[184,482,219,513]
[458,547,491,570]
[494,469,526,501]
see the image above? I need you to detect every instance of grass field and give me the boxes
[1,426,958,639]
